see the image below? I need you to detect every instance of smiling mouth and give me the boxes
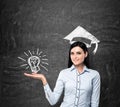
[73,60,79,63]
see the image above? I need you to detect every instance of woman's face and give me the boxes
[70,46,88,67]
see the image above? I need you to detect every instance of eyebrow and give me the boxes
[70,51,82,53]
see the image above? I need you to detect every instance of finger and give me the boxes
[32,72,37,74]
[24,73,33,76]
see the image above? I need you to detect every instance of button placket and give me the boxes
[74,72,81,107]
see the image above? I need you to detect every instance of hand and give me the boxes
[24,72,45,80]
[24,72,47,85]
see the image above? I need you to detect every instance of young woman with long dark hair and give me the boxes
[24,41,100,107]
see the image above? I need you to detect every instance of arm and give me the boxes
[91,72,101,107]
[24,72,64,105]
[44,72,64,105]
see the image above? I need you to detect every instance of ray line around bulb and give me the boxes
[40,64,48,71]
[38,51,42,56]
[41,62,49,65]
[42,55,46,57]
[28,50,33,56]
[24,52,28,56]
[42,58,48,61]
[25,66,29,69]
[18,57,26,62]
[20,64,28,67]
[36,48,39,55]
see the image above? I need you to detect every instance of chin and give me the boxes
[73,63,80,66]
[73,63,84,67]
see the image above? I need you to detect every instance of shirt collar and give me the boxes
[70,65,89,73]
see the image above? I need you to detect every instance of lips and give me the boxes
[73,58,79,62]
[73,59,79,63]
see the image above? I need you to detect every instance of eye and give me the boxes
[76,52,81,54]
[70,52,74,55]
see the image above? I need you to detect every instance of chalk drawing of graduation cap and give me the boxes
[64,26,100,54]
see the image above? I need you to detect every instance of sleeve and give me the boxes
[91,72,101,107]
[43,72,64,105]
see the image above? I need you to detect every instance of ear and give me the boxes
[85,52,88,58]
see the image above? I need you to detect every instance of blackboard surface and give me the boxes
[0,0,120,107]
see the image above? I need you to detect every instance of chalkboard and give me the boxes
[0,0,120,107]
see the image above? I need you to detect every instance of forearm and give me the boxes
[41,76,48,86]
[43,76,64,105]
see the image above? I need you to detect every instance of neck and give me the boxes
[75,64,85,73]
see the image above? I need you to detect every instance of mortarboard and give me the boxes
[64,26,100,54]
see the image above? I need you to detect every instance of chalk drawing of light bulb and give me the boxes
[18,48,48,73]
[28,56,40,73]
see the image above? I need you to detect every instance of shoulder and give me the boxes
[56,68,71,81]
[58,67,71,77]
[60,67,71,74]
[87,68,100,78]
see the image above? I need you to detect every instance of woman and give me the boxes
[24,41,100,107]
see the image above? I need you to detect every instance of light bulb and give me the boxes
[28,56,40,73]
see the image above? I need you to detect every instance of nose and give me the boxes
[73,54,78,59]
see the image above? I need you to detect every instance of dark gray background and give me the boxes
[0,0,120,107]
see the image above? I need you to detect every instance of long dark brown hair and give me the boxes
[68,41,89,68]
